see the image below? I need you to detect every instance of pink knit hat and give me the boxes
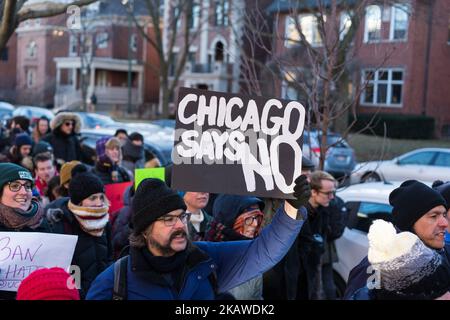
[16,267,80,300]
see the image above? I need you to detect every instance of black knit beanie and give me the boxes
[389,180,447,231]
[69,171,105,205]
[131,178,186,234]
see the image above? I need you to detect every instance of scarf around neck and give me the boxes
[0,198,44,230]
[68,201,109,237]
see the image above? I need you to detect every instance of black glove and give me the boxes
[286,174,311,209]
[46,208,64,224]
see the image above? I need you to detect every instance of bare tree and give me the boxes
[68,6,108,111]
[0,0,98,51]
[234,0,404,171]
[125,0,208,118]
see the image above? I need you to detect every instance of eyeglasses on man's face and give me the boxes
[317,190,336,197]
[8,181,33,192]
[63,121,74,127]
[157,212,191,227]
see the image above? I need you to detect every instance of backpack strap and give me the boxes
[112,256,129,300]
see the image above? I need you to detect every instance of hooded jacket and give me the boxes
[42,113,82,164]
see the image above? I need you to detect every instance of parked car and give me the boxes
[303,130,357,179]
[79,127,173,167]
[72,112,117,129]
[0,101,14,124]
[12,106,55,124]
[350,148,450,184]
[332,181,399,296]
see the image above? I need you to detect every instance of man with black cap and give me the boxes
[344,180,448,299]
[86,175,311,300]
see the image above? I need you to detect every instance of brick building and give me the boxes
[266,0,450,137]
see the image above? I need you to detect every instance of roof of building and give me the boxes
[265,0,357,14]
[94,0,151,17]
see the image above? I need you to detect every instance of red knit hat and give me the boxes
[17,267,80,300]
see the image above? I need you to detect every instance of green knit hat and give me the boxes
[0,163,34,190]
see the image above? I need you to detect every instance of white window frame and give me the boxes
[339,11,352,41]
[27,41,37,58]
[96,32,109,49]
[69,35,78,56]
[189,3,200,30]
[389,4,409,41]
[26,69,36,88]
[130,34,138,52]
[360,68,404,107]
[215,0,229,27]
[364,5,382,43]
[285,14,322,48]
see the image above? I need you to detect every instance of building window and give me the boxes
[27,41,37,58]
[169,53,178,77]
[447,18,450,44]
[361,69,404,106]
[364,5,382,42]
[0,48,8,61]
[26,69,37,88]
[189,3,200,30]
[340,11,352,41]
[285,14,322,47]
[130,34,138,52]
[281,71,299,100]
[69,35,77,56]
[96,32,109,49]
[390,4,409,41]
[97,70,108,87]
[68,69,74,86]
[215,0,229,26]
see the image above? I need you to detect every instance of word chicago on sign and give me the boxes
[172,88,306,199]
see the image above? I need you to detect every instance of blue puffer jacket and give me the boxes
[86,205,305,300]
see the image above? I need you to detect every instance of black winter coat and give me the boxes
[45,198,113,299]
[91,162,131,185]
[42,130,82,164]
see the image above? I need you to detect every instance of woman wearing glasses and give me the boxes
[0,163,49,299]
[42,112,82,169]
[45,165,113,299]
[205,194,265,300]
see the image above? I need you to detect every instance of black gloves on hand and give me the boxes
[46,208,64,224]
[286,174,311,209]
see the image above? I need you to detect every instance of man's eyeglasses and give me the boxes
[244,215,263,226]
[8,181,33,192]
[157,212,191,227]
[63,121,74,127]
[317,190,336,197]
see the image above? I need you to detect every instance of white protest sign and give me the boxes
[0,232,78,292]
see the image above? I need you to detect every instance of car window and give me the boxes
[434,152,450,168]
[353,202,393,233]
[398,151,435,165]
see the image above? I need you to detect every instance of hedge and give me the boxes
[349,113,435,139]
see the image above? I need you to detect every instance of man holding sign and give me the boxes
[87,88,311,300]
[87,176,310,300]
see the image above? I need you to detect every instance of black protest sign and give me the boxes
[172,87,306,199]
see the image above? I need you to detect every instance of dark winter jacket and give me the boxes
[42,112,82,164]
[86,206,305,300]
[111,186,134,258]
[91,158,131,185]
[187,209,213,242]
[45,197,113,299]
